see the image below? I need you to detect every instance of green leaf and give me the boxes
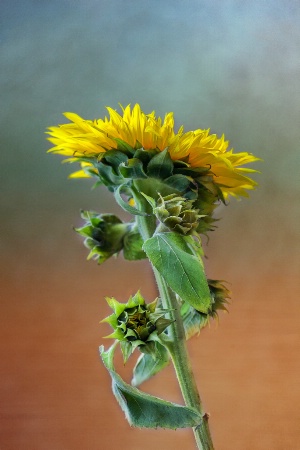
[147,148,174,179]
[143,232,211,313]
[114,185,148,216]
[132,341,170,387]
[100,344,201,429]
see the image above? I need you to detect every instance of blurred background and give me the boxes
[1,1,299,449]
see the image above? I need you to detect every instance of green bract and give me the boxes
[102,291,173,362]
[152,193,205,235]
[76,146,223,234]
[181,279,230,339]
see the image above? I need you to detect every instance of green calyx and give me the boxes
[75,210,146,264]
[102,291,173,362]
[77,146,225,234]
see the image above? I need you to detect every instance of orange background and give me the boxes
[1,1,300,449]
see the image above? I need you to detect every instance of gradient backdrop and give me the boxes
[1,1,300,449]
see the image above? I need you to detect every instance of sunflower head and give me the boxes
[47,103,260,199]
[47,104,260,236]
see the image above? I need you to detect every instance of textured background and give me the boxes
[1,1,300,449]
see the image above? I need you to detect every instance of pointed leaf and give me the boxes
[133,148,158,166]
[114,138,135,155]
[143,233,211,313]
[102,150,129,171]
[100,345,201,429]
[147,148,174,179]
[120,341,133,363]
[132,341,170,387]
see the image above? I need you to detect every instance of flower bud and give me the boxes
[101,291,173,361]
[181,279,230,339]
[154,193,205,235]
[75,211,131,264]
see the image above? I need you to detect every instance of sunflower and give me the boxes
[47,103,260,199]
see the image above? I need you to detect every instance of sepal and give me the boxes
[119,158,148,179]
[146,148,174,179]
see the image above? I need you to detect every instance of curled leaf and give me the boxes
[100,344,201,429]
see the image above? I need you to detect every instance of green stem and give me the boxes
[135,198,214,450]
[154,271,214,450]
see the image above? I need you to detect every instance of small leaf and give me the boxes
[132,341,170,387]
[147,148,174,179]
[143,233,211,313]
[100,344,201,429]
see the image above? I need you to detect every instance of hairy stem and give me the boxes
[154,271,214,450]
[135,197,214,450]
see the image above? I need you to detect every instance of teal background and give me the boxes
[1,1,299,449]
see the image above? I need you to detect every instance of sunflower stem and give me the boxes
[135,194,214,450]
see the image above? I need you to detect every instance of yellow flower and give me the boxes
[47,104,260,198]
